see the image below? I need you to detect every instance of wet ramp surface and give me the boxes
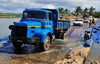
[66,27,84,39]
[0,38,84,64]
[0,41,42,54]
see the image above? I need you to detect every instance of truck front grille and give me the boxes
[15,26,27,37]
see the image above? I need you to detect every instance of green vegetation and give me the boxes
[93,11,100,17]
[0,13,22,18]
[58,7,72,16]
[58,7,73,18]
[58,6,100,18]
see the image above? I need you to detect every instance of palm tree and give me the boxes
[84,7,88,15]
[80,9,84,15]
[58,7,64,14]
[65,9,70,14]
[89,6,95,16]
[75,6,82,16]
[65,9,68,14]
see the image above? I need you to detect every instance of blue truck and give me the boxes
[9,9,70,51]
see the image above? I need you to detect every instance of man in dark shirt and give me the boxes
[92,18,95,25]
[84,31,89,42]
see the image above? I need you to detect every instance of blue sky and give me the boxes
[0,0,99,13]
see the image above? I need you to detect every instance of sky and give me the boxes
[0,0,99,13]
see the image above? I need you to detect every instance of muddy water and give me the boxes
[0,38,84,64]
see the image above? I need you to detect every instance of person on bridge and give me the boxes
[92,18,95,25]
[84,31,89,42]
[87,31,91,39]
[89,20,92,27]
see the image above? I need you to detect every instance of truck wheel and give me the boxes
[61,33,67,40]
[63,33,67,40]
[41,35,50,51]
[12,41,22,48]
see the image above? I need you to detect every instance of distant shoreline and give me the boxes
[0,16,22,18]
[0,13,22,18]
[0,17,21,18]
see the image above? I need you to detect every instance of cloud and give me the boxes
[0,0,99,13]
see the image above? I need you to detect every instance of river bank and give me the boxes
[0,13,22,18]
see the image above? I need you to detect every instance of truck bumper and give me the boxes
[9,36,41,44]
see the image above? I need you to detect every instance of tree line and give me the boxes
[58,6,100,17]
[0,13,22,18]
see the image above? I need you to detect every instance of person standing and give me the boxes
[87,31,91,39]
[92,18,95,25]
[84,31,89,42]
[89,20,92,27]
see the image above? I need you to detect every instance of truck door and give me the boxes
[48,13,53,33]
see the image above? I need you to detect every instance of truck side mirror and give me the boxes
[13,22,16,25]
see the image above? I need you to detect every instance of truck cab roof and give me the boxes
[24,9,52,13]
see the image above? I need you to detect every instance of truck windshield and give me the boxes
[22,11,47,20]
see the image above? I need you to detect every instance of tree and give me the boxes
[80,9,84,15]
[93,11,100,17]
[58,7,64,14]
[65,9,71,15]
[65,9,68,14]
[75,6,82,16]
[84,7,88,15]
[89,6,95,16]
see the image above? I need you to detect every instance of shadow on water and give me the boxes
[13,45,43,54]
[0,40,43,54]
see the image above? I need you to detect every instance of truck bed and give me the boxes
[56,20,70,30]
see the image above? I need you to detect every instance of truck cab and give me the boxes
[9,9,70,51]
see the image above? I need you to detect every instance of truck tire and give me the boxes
[61,33,67,40]
[40,35,50,51]
[12,41,22,48]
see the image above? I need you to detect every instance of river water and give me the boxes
[0,18,20,39]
